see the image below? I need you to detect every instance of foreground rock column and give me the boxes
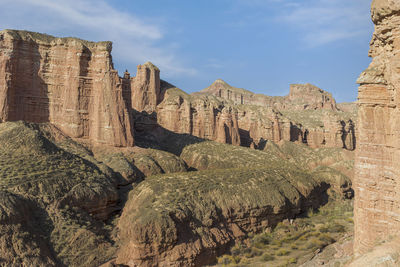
[354,0,400,255]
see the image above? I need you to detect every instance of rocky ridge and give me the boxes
[115,141,353,266]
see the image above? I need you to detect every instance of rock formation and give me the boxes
[156,85,241,146]
[194,79,355,150]
[0,30,356,151]
[198,79,338,111]
[0,30,134,147]
[130,62,161,113]
[354,0,400,255]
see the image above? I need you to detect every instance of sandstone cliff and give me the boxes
[156,84,241,146]
[194,79,355,150]
[0,30,134,147]
[354,0,400,255]
[197,79,338,111]
[130,62,161,113]
[0,30,355,151]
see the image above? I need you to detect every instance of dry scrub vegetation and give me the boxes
[215,200,353,267]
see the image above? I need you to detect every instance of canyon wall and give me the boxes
[0,29,355,150]
[354,0,400,255]
[156,87,241,146]
[195,79,355,150]
[0,30,134,147]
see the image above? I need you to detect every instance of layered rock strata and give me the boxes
[354,0,400,255]
[197,79,338,111]
[0,30,355,151]
[156,86,241,146]
[130,62,161,113]
[0,30,134,147]
[194,79,355,150]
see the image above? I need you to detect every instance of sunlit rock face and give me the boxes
[354,0,400,255]
[131,62,161,113]
[0,29,134,147]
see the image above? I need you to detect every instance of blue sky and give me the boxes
[1,0,373,102]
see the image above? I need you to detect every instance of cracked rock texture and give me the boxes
[0,29,134,147]
[354,0,400,255]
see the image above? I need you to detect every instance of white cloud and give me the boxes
[278,0,372,47]
[233,0,372,47]
[0,0,196,76]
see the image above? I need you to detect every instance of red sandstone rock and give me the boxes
[0,30,134,147]
[194,79,355,150]
[354,0,400,255]
[131,62,161,113]
[287,83,338,111]
[156,86,241,146]
[0,30,355,151]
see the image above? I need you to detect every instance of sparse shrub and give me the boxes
[231,245,241,256]
[288,257,297,264]
[218,255,232,265]
[306,238,320,250]
[271,239,282,247]
[277,249,290,256]
[261,253,275,262]
[252,233,271,248]
[318,233,335,244]
[320,223,345,233]
[249,248,263,257]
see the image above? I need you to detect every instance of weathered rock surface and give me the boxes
[156,85,241,146]
[197,79,337,111]
[349,236,400,266]
[354,0,400,256]
[0,29,356,151]
[130,62,161,113]
[0,30,134,147]
[193,79,356,150]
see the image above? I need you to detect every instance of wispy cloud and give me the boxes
[232,0,371,47]
[279,0,371,47]
[0,0,196,76]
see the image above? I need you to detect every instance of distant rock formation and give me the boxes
[354,0,400,255]
[287,83,337,111]
[198,79,338,111]
[0,30,134,147]
[194,79,355,150]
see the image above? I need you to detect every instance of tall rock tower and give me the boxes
[131,62,161,113]
[354,0,400,255]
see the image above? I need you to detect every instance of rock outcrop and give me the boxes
[198,80,338,111]
[354,0,400,255]
[154,79,356,150]
[156,85,241,146]
[0,30,134,147]
[130,62,161,113]
[194,79,355,150]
